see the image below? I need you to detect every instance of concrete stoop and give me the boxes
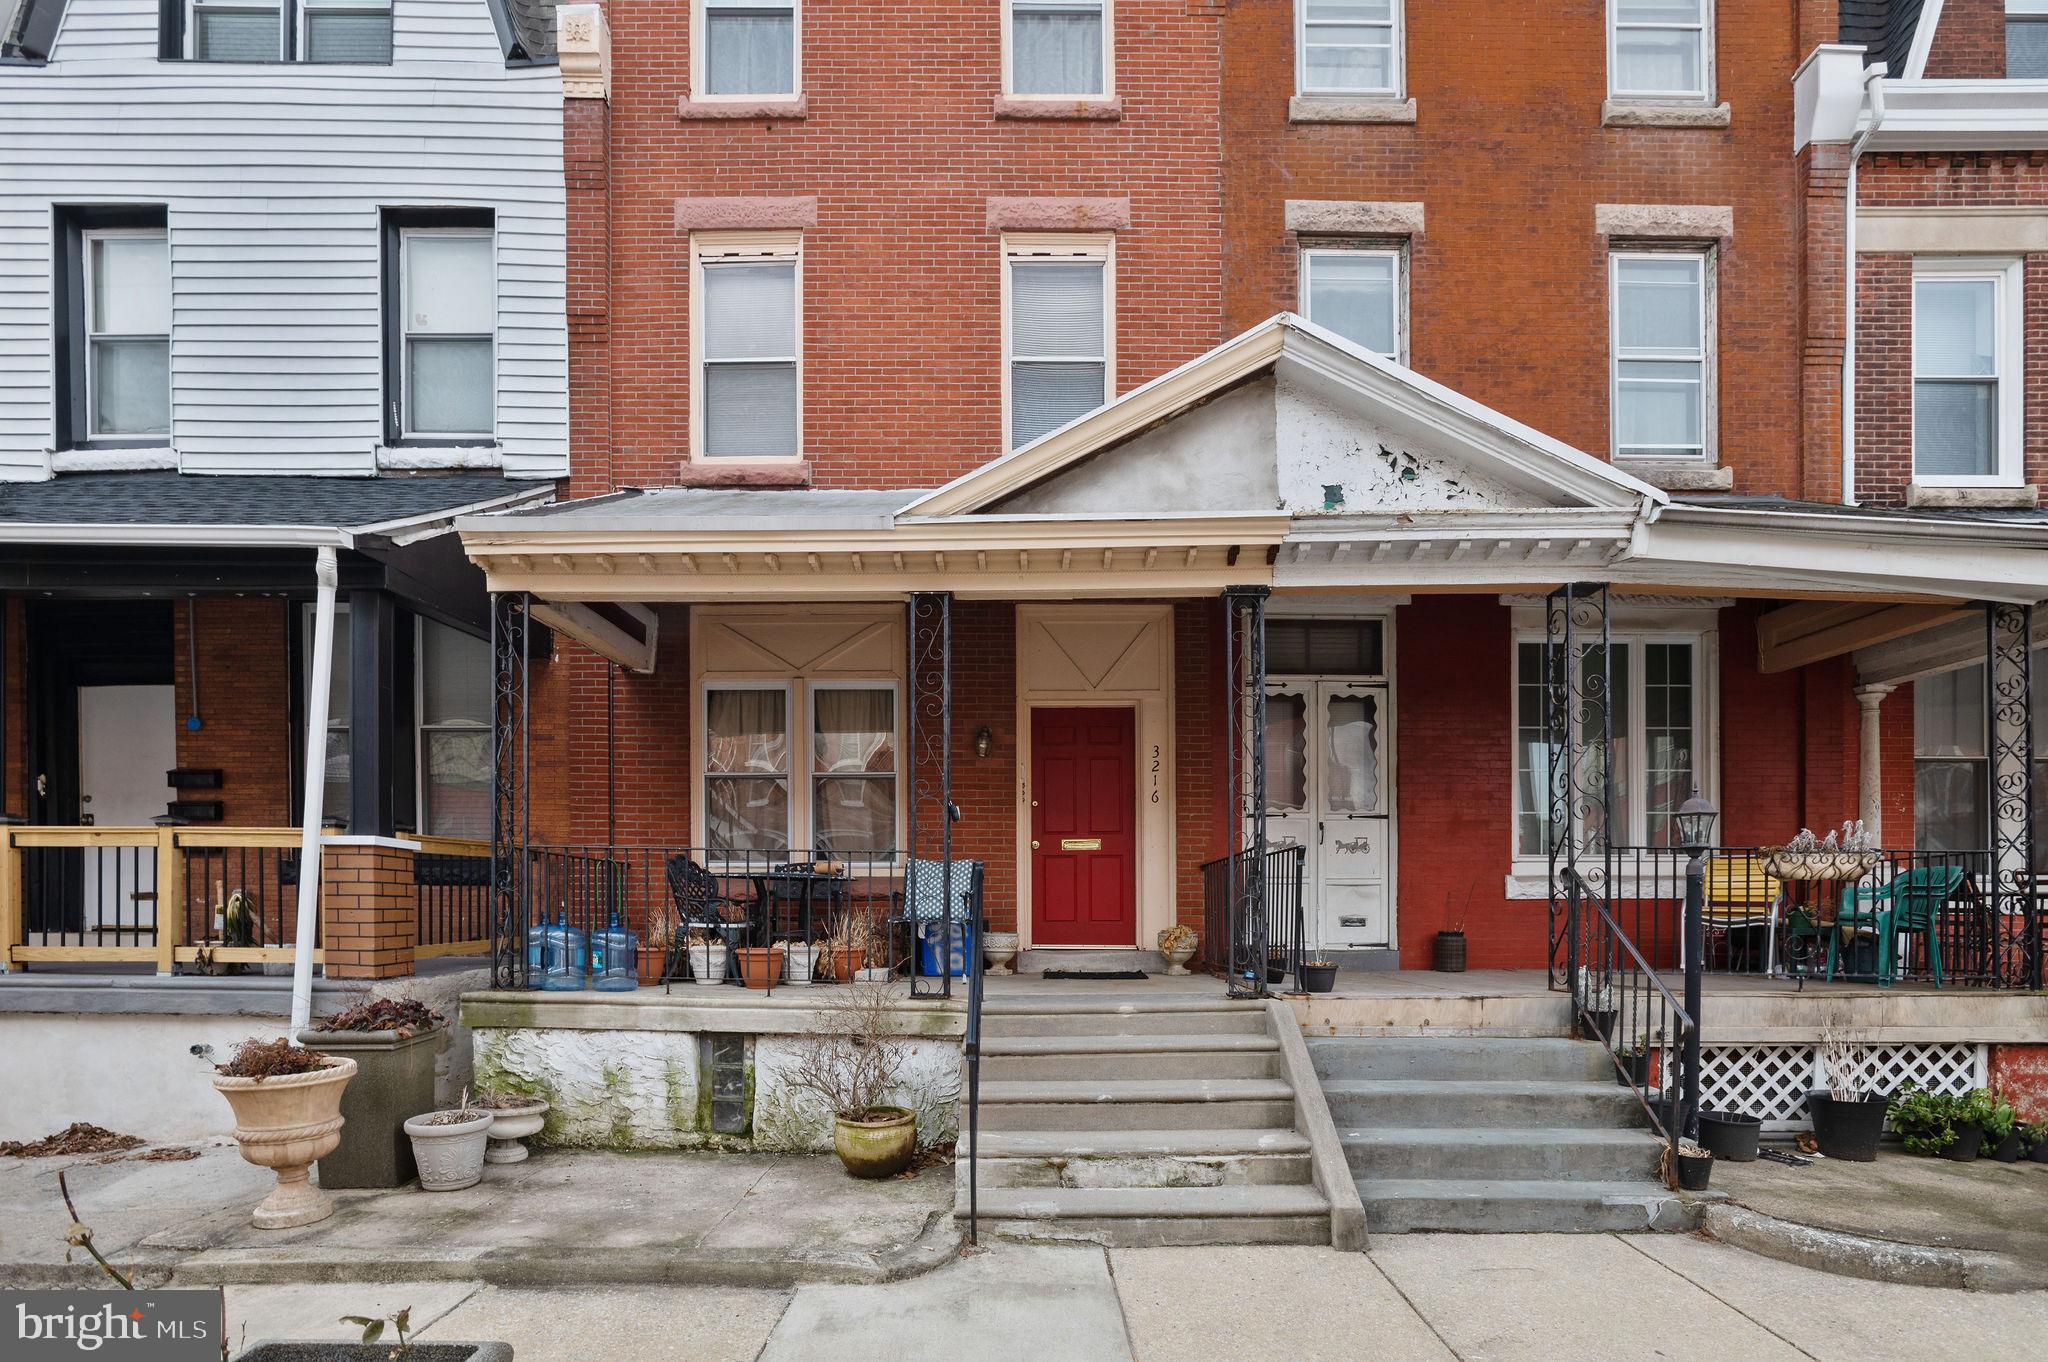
[954,995,1340,1247]
[1310,1035,1692,1234]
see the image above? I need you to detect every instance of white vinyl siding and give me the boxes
[1611,251,1711,461]
[692,233,801,461]
[84,230,171,437]
[1296,0,1401,97]
[1300,247,1402,360]
[401,228,495,438]
[1005,237,1111,450]
[699,0,796,96]
[1913,259,2024,486]
[1609,0,1711,101]
[0,0,567,480]
[1007,0,1106,97]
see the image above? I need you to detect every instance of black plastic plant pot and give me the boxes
[1266,959,1288,985]
[1582,1009,1617,1045]
[1992,1131,2026,1163]
[1615,1051,1651,1088]
[1698,1110,1763,1163]
[1433,931,1467,973]
[1299,961,1338,992]
[236,1344,511,1362]
[2032,1138,2048,1164]
[1675,1152,1713,1192]
[1806,1091,1885,1162]
[1942,1124,1986,1162]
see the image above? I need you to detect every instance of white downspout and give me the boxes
[290,546,340,1033]
[1841,64,1887,506]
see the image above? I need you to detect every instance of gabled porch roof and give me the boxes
[456,315,2048,610]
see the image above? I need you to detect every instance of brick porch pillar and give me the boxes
[321,836,417,980]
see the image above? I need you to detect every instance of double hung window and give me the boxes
[1296,0,1401,97]
[704,683,899,856]
[1006,237,1111,450]
[1609,0,1711,101]
[1912,259,2023,485]
[1299,247,1403,360]
[394,224,496,440]
[699,0,797,96]
[1611,251,1711,461]
[82,230,171,440]
[694,234,802,460]
[1007,0,1107,97]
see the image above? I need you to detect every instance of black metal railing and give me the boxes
[962,875,985,1247]
[1199,841,1307,995]
[20,843,162,947]
[1601,844,2034,989]
[1560,865,1698,1169]
[179,842,305,955]
[516,845,985,991]
[416,850,493,950]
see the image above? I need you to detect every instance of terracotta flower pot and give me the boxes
[736,945,786,990]
[825,946,864,983]
[211,1055,358,1229]
[833,1105,917,1179]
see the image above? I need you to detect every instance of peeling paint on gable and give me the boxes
[1274,375,1536,514]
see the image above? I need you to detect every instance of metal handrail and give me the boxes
[962,892,985,1246]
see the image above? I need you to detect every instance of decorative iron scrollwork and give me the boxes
[1984,602,2040,990]
[490,591,531,990]
[906,592,954,999]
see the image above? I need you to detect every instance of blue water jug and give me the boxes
[593,911,637,992]
[524,914,549,988]
[541,911,587,990]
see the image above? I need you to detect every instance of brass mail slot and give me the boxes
[1060,837,1103,851]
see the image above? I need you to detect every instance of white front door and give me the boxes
[77,684,176,934]
[1266,679,1393,949]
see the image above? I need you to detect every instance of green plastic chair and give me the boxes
[1830,865,1968,987]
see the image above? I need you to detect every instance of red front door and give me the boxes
[1030,706,1137,947]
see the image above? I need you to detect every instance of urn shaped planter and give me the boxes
[484,1098,550,1164]
[404,1110,494,1191]
[983,931,1020,976]
[212,1055,358,1229]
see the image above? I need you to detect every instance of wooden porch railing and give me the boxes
[0,827,493,974]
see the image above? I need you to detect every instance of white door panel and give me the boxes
[1267,678,1393,950]
[77,684,175,933]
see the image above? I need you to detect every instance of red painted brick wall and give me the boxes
[1991,1043,2048,1122]
[1220,0,1812,495]
[580,0,1224,492]
[1924,0,2005,78]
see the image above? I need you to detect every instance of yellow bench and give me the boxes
[1704,855,1780,930]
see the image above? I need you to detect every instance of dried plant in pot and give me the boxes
[476,1091,552,1164]
[298,992,447,1190]
[211,1037,358,1229]
[782,981,918,1178]
[404,1089,493,1191]
[1156,924,1197,976]
[1807,1015,1886,1161]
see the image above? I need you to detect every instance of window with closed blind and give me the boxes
[1610,249,1712,461]
[181,0,390,61]
[693,232,802,461]
[1006,0,1108,97]
[1913,258,2023,486]
[386,216,497,442]
[1005,236,1111,451]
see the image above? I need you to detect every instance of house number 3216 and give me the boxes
[1151,745,1161,803]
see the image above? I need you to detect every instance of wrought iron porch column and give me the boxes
[1543,583,1615,1007]
[490,591,532,990]
[1224,586,1270,999]
[906,592,954,1000]
[1984,601,2039,990]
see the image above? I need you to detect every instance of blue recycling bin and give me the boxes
[917,917,978,978]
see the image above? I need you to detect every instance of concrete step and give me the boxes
[1014,948,1166,975]
[1308,1036,1610,1084]
[961,1127,1313,1190]
[1320,1079,1647,1130]
[1340,1126,1666,1183]
[982,1000,1269,1038]
[978,1077,1297,1131]
[1357,1178,1694,1234]
[961,1184,1332,1247]
[980,1032,1281,1080]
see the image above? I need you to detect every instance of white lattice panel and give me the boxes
[1698,1044,1987,1131]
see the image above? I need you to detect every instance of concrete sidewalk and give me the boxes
[0,1143,955,1289]
[206,1236,2048,1362]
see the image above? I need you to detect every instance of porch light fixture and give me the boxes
[1673,791,1718,854]
[974,725,994,759]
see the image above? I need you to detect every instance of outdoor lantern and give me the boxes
[1674,791,1718,853]
[974,725,994,758]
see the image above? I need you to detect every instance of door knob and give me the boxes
[1030,800,1039,808]
[1031,840,1040,850]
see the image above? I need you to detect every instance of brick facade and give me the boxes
[1923,0,2006,79]
[321,841,418,980]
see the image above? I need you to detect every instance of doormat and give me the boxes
[1041,969,1150,981]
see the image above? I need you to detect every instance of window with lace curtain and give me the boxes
[697,0,798,97]
[1006,0,1108,97]
[703,682,898,856]
[1608,0,1712,102]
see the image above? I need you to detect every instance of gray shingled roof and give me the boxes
[479,487,923,533]
[0,472,542,529]
[500,0,559,61]
[1840,0,1926,74]
[1676,493,2048,527]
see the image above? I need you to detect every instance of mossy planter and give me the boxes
[297,1024,447,1190]
[833,1105,917,1179]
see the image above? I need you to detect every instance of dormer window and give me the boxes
[176,0,391,62]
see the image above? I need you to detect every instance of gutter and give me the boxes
[1843,63,1889,506]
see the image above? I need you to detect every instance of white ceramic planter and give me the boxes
[855,966,893,982]
[484,1098,550,1164]
[784,944,819,984]
[403,1110,493,1190]
[688,941,728,984]
[983,931,1020,976]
